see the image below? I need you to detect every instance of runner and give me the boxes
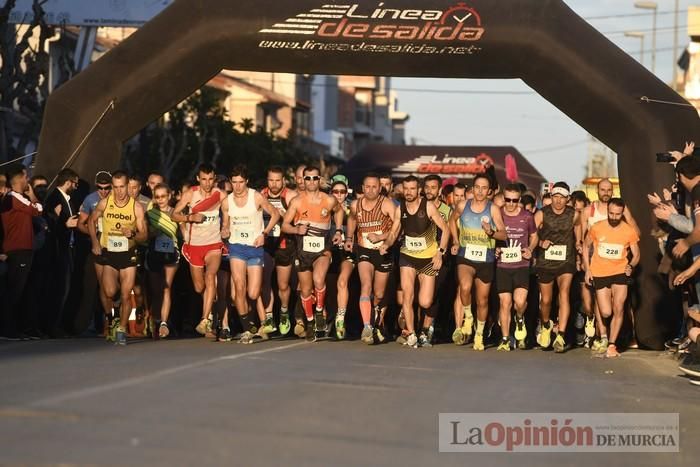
[496,184,538,351]
[583,198,640,358]
[345,173,395,343]
[77,171,114,336]
[421,174,453,347]
[88,171,148,345]
[330,177,356,340]
[581,178,640,349]
[534,181,582,353]
[171,163,227,336]
[281,166,344,340]
[145,183,180,339]
[260,166,298,336]
[570,190,595,347]
[449,174,506,350]
[221,165,280,344]
[385,175,450,348]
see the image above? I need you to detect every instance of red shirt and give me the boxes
[0,191,43,252]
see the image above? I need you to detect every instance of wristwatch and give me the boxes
[438,247,446,255]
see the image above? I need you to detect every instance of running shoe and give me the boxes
[158,322,170,339]
[679,360,700,378]
[514,317,527,341]
[517,338,527,350]
[361,325,374,345]
[553,334,566,353]
[584,316,595,338]
[218,327,232,342]
[536,321,552,349]
[583,335,593,349]
[396,333,408,345]
[497,338,511,352]
[473,333,484,351]
[115,329,127,346]
[689,379,700,386]
[262,318,277,335]
[591,336,609,353]
[374,327,386,344]
[406,333,418,348]
[279,313,291,336]
[672,336,687,346]
[195,318,211,336]
[605,344,620,358]
[314,310,327,334]
[335,316,346,340]
[452,328,466,346]
[418,332,432,348]
[293,319,306,338]
[108,318,120,342]
[461,313,474,336]
[238,331,255,344]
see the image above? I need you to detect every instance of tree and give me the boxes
[122,86,312,188]
[0,0,53,162]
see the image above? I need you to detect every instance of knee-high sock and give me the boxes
[301,295,314,321]
[315,286,327,311]
[360,296,372,326]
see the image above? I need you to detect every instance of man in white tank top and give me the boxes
[221,165,280,344]
[172,163,227,337]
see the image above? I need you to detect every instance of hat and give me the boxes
[95,171,112,185]
[331,174,349,186]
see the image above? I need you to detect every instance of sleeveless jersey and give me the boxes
[100,193,137,251]
[356,196,392,250]
[295,194,332,254]
[587,201,608,228]
[400,197,437,259]
[537,205,576,270]
[458,200,496,263]
[187,186,222,246]
[227,189,264,247]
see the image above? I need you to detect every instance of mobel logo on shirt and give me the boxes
[105,212,134,221]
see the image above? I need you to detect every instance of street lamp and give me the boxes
[634,1,657,73]
[625,31,646,66]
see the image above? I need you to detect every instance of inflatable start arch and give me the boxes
[36,0,700,349]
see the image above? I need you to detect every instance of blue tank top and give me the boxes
[458,200,496,263]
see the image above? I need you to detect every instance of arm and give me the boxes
[88,198,107,255]
[582,228,594,285]
[345,200,358,251]
[220,195,230,240]
[281,198,303,235]
[673,210,700,257]
[573,210,583,252]
[668,213,694,234]
[131,203,148,244]
[259,192,281,236]
[380,204,403,254]
[449,201,465,255]
[77,206,91,235]
[171,190,194,223]
[489,204,507,241]
[623,206,641,236]
[331,198,344,245]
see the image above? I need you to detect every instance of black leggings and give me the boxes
[3,250,34,334]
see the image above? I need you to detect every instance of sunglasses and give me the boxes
[332,189,347,195]
[304,175,321,181]
[97,185,111,191]
[504,197,520,203]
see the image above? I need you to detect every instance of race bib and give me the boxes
[271,224,281,238]
[362,231,383,250]
[233,228,256,246]
[501,246,522,264]
[154,235,175,253]
[598,242,624,260]
[544,244,567,261]
[405,235,427,252]
[303,236,325,253]
[108,236,128,253]
[199,210,219,225]
[464,244,488,262]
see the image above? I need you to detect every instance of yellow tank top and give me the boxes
[100,193,137,251]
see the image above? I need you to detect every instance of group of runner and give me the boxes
[77,163,641,357]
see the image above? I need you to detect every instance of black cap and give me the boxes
[95,171,112,185]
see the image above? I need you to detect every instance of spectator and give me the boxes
[0,164,43,339]
[44,168,80,336]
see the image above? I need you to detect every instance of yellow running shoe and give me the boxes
[497,339,511,352]
[514,317,527,341]
[452,327,465,345]
[461,313,474,336]
[473,333,484,351]
[584,316,595,338]
[553,334,566,353]
[537,322,552,349]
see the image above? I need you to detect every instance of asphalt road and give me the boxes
[0,337,697,466]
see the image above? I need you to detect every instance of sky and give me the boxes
[394,0,695,188]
